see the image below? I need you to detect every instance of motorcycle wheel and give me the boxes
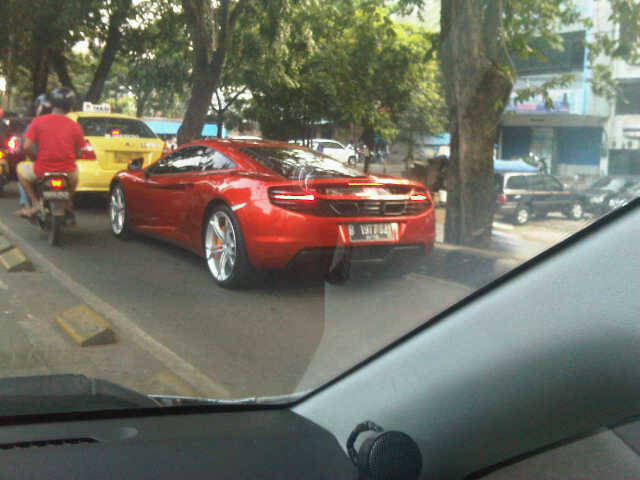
[48,214,61,246]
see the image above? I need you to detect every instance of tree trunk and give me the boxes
[178,62,214,143]
[136,90,151,118]
[440,0,512,247]
[32,47,49,106]
[49,49,77,93]
[179,0,248,145]
[217,112,224,138]
[85,0,131,103]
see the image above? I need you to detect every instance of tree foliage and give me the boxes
[246,0,446,151]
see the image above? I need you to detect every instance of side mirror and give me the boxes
[128,157,143,170]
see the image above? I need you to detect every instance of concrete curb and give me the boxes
[434,242,522,277]
[56,305,116,347]
[0,235,12,253]
[0,247,33,272]
[0,217,231,398]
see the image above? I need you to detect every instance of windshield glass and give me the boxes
[0,0,638,416]
[622,182,640,195]
[590,177,628,192]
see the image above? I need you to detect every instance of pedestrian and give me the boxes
[17,88,84,222]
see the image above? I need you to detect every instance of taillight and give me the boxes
[49,178,65,190]
[409,193,428,202]
[408,189,432,212]
[5,136,19,152]
[497,194,507,204]
[269,187,318,212]
[79,139,97,160]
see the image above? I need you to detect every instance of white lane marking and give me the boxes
[0,218,230,398]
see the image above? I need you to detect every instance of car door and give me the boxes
[139,145,210,243]
[542,175,569,211]
[524,175,548,212]
[182,148,238,251]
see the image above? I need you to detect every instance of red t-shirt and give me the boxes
[25,114,85,177]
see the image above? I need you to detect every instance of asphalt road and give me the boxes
[0,183,583,397]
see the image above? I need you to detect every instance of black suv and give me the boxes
[495,172,585,225]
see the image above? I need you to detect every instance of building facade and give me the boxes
[499,0,640,177]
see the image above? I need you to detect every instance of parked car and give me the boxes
[495,172,585,225]
[606,180,640,211]
[583,175,639,215]
[290,139,357,165]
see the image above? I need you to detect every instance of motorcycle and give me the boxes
[29,172,73,246]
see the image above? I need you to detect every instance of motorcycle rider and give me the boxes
[18,88,84,220]
[13,95,52,215]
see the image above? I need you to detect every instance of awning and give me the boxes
[145,120,180,135]
[145,120,226,137]
[494,158,539,173]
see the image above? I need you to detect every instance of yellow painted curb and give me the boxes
[0,235,12,253]
[0,247,32,272]
[56,305,116,347]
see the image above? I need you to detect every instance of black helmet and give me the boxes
[34,94,52,116]
[49,87,76,112]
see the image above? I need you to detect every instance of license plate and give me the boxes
[49,200,66,216]
[348,223,395,243]
[43,191,70,200]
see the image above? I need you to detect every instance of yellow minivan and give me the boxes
[67,111,166,193]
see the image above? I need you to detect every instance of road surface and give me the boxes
[0,183,586,397]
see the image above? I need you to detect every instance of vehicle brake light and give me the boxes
[269,187,318,212]
[497,194,507,204]
[49,178,65,190]
[6,136,19,152]
[409,193,428,202]
[79,139,97,160]
[347,182,384,187]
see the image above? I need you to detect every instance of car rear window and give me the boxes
[78,117,157,138]
[506,175,527,189]
[240,146,363,179]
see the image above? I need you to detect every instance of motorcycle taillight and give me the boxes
[49,178,65,190]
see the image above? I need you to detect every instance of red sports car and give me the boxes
[109,139,435,287]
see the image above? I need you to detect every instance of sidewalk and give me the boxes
[0,234,226,399]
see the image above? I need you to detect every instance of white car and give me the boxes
[289,138,357,165]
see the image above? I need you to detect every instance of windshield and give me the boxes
[0,0,638,416]
[622,182,640,196]
[589,177,629,192]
